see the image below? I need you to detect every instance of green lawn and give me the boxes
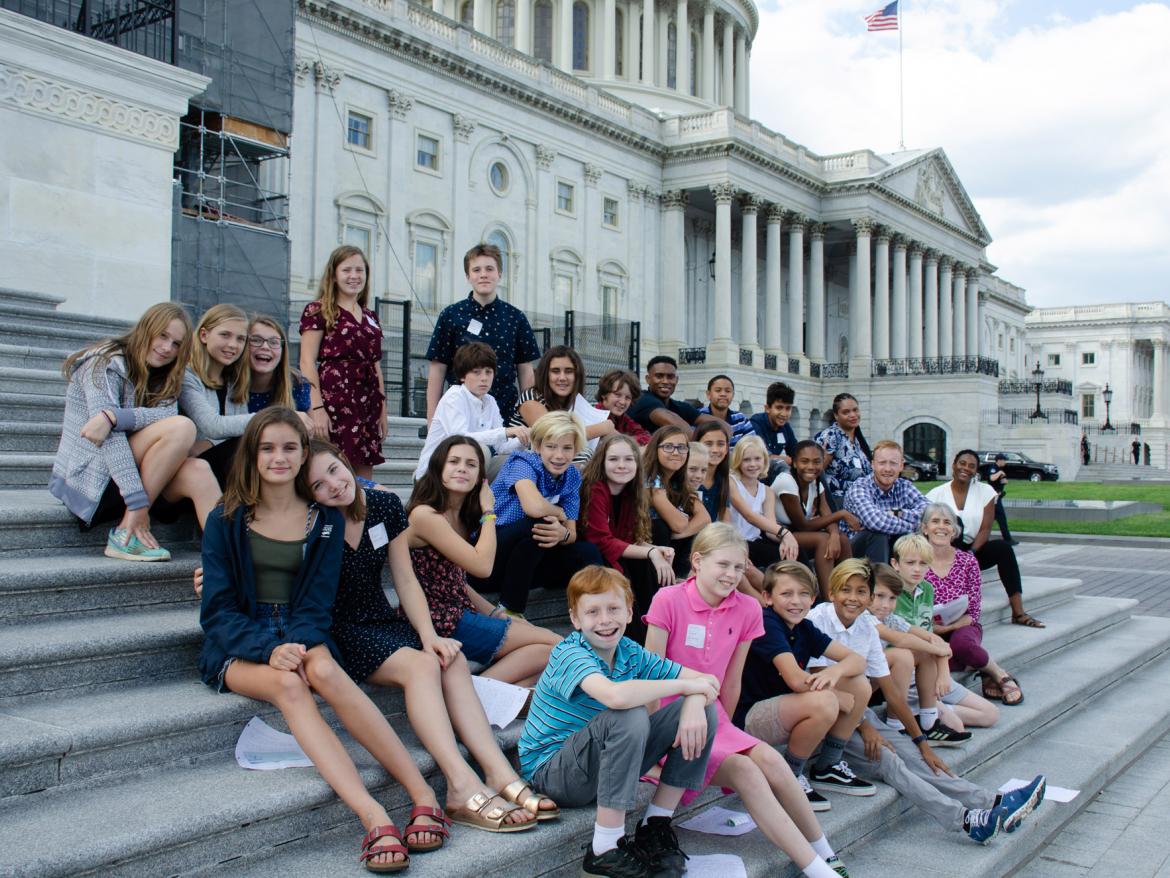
[916,481,1170,538]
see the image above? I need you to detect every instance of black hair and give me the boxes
[766,382,795,406]
[646,355,677,372]
[707,374,734,391]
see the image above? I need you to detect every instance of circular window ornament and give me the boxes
[489,161,510,195]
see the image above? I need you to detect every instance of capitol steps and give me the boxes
[1076,462,1170,481]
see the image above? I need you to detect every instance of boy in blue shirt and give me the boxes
[519,566,719,878]
[748,382,799,481]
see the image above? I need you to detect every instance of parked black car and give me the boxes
[977,451,1060,482]
[901,454,939,482]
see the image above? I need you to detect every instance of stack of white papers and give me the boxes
[234,716,314,770]
[471,675,531,729]
[678,806,757,836]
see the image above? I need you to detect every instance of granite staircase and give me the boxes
[1,290,1169,877]
[1076,462,1170,482]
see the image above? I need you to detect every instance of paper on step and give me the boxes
[677,806,757,836]
[680,854,748,878]
[471,675,531,728]
[999,777,1080,803]
[933,595,969,626]
[235,716,314,770]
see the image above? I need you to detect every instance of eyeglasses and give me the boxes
[659,443,689,455]
[248,336,283,350]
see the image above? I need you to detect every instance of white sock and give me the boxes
[641,803,674,826]
[886,716,905,730]
[592,822,625,856]
[810,834,835,860]
[802,855,838,878]
[919,708,938,730]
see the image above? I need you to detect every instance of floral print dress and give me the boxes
[299,301,385,466]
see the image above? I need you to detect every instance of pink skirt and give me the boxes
[657,696,762,805]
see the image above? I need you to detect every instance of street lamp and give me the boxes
[1030,360,1046,420]
[1102,383,1114,432]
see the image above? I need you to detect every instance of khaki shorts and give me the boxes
[742,696,794,746]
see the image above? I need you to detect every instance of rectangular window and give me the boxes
[344,224,371,255]
[602,284,618,340]
[556,180,575,215]
[416,134,440,172]
[603,197,619,229]
[997,333,1003,350]
[1082,351,1096,365]
[1009,337,1015,352]
[414,241,438,310]
[1047,353,1061,367]
[346,110,372,151]
[1082,393,1095,418]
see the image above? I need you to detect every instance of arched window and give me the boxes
[572,0,590,70]
[496,0,515,45]
[666,22,677,89]
[533,0,553,61]
[487,229,512,299]
[460,0,473,25]
[615,8,624,76]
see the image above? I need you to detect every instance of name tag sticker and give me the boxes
[366,314,379,328]
[467,318,484,336]
[685,624,706,649]
[548,494,561,505]
[852,457,862,468]
[368,522,389,549]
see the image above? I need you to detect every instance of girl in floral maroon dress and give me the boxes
[299,245,387,479]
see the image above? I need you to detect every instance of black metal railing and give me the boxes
[2,0,177,63]
[679,347,707,365]
[1081,420,1142,436]
[787,357,801,375]
[871,356,1000,378]
[994,407,1079,425]
[764,354,777,371]
[998,378,1073,396]
[739,348,753,367]
[821,362,849,379]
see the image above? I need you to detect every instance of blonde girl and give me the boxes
[643,424,710,578]
[644,524,847,878]
[729,435,799,587]
[247,314,311,413]
[52,303,220,562]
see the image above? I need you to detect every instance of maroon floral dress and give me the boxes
[405,545,476,637]
[299,301,385,466]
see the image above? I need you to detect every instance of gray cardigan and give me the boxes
[179,368,252,444]
[49,354,176,525]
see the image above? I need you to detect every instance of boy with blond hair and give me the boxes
[519,566,718,878]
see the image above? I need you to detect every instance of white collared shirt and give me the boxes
[414,383,519,479]
[806,602,890,678]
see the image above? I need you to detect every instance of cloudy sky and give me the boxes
[750,0,1170,309]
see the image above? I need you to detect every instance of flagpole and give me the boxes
[898,0,905,149]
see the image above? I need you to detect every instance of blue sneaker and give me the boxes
[963,807,1002,844]
[997,774,1046,833]
[105,528,171,562]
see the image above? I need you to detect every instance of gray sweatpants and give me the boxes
[532,699,718,812]
[844,708,995,831]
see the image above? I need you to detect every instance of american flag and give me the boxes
[865,1,899,31]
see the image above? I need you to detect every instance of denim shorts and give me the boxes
[216,603,291,693]
[452,609,510,665]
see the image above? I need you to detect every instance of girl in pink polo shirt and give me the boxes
[644,523,846,878]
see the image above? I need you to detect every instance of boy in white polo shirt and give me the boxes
[414,341,529,479]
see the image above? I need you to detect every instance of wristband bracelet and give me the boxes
[911,734,927,745]
[312,405,326,411]
[101,410,116,428]
[480,513,497,524]
[561,528,571,544]
[647,546,657,560]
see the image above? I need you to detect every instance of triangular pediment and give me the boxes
[875,150,991,243]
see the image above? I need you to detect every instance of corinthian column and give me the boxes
[808,223,826,361]
[967,271,980,355]
[786,215,806,356]
[602,0,616,78]
[891,236,908,359]
[659,190,688,351]
[641,0,655,84]
[734,30,747,113]
[558,0,573,70]
[721,16,733,106]
[764,206,783,358]
[908,244,923,358]
[740,195,761,350]
[924,251,939,357]
[938,256,953,358]
[709,182,736,359]
[873,230,890,360]
[852,219,873,359]
[701,3,714,101]
[953,266,967,358]
[675,0,689,93]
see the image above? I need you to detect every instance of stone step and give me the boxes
[0,421,62,453]
[0,299,130,336]
[0,453,56,489]
[145,604,1170,878]
[0,288,67,311]
[0,342,74,370]
[0,320,113,352]
[0,392,64,423]
[0,366,67,396]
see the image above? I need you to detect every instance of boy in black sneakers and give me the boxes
[518,566,718,877]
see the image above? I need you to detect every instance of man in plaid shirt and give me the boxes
[842,440,927,564]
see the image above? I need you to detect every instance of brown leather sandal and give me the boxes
[500,778,561,821]
[1012,613,1045,628]
[981,672,1003,701]
[359,823,409,873]
[403,803,450,852]
[447,791,536,833]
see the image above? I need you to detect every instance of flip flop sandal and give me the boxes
[500,778,561,821]
[981,672,1003,701]
[359,823,409,873]
[448,792,536,833]
[1012,614,1045,628]
[403,804,451,852]
[999,675,1024,706]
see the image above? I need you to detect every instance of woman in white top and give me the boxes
[925,449,1042,628]
[772,441,861,599]
[511,346,612,465]
[728,435,799,580]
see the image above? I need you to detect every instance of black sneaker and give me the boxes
[923,721,973,748]
[810,760,877,797]
[581,838,649,878]
[632,816,688,878]
[799,772,832,812]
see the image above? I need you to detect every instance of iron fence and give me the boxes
[998,379,1073,396]
[679,347,707,365]
[872,356,1000,378]
[764,354,777,371]
[992,407,1080,425]
[2,0,177,62]
[787,357,801,375]
[1081,420,1141,436]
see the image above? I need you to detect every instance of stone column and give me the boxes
[674,0,688,93]
[709,182,736,359]
[558,0,573,70]
[808,223,827,361]
[721,17,734,106]
[908,244,923,359]
[1153,339,1167,421]
[852,219,873,359]
[516,0,531,50]
[701,3,715,102]
[641,0,655,84]
[739,195,761,351]
[734,30,747,114]
[953,267,967,358]
[938,256,953,358]
[872,230,890,360]
[602,0,616,77]
[474,0,489,34]
[891,236,908,359]
[923,250,939,358]
[657,3,669,85]
[534,145,557,314]
[744,44,750,114]
[659,190,688,351]
[786,215,806,356]
[967,271,980,356]
[764,206,783,359]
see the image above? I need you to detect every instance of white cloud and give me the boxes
[749,1,1170,306]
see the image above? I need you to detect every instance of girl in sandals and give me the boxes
[921,503,1024,707]
[198,407,442,873]
[305,438,561,832]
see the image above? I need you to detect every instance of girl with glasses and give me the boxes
[246,315,312,414]
[643,425,710,579]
